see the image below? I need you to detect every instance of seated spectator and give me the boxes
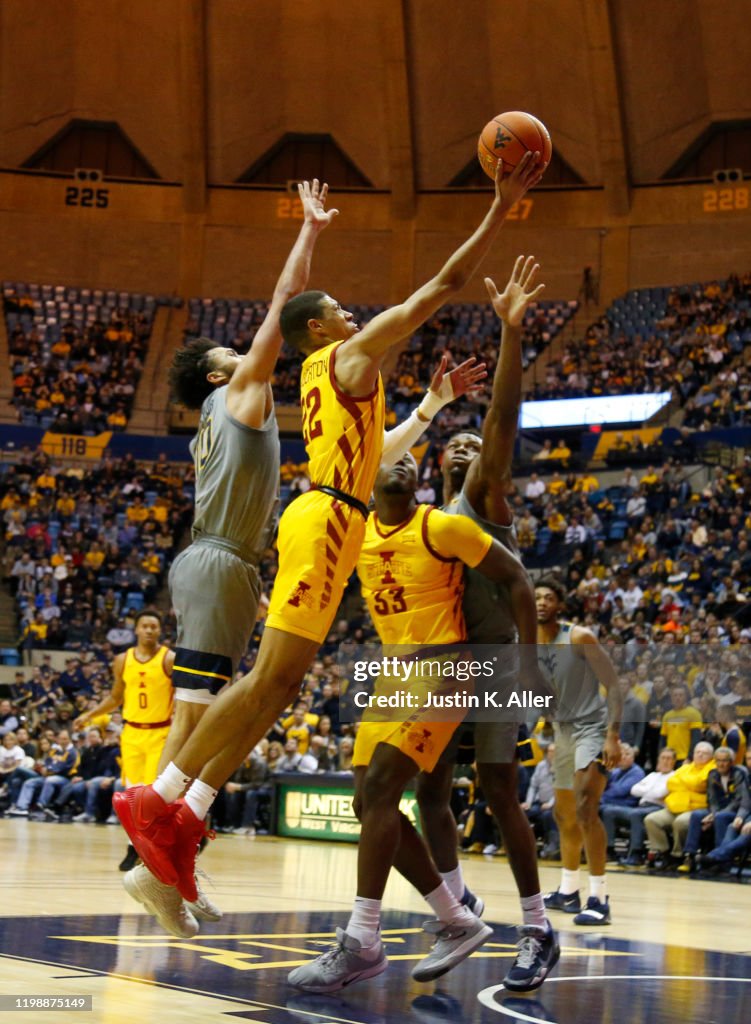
[266,740,284,773]
[6,729,80,818]
[524,472,546,500]
[0,700,20,738]
[45,726,106,821]
[603,747,677,865]
[67,723,121,822]
[318,739,340,772]
[549,438,572,464]
[516,510,538,552]
[564,516,587,545]
[221,741,272,835]
[521,743,559,858]
[0,731,28,802]
[574,472,599,493]
[337,735,355,774]
[678,746,749,873]
[701,749,751,873]
[533,439,553,461]
[274,737,317,774]
[600,743,645,857]
[644,741,715,869]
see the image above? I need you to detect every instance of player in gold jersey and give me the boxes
[75,610,173,870]
[114,152,543,901]
[289,453,543,990]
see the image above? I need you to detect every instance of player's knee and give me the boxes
[415,773,450,817]
[478,764,516,814]
[575,788,600,825]
[360,767,403,814]
[553,798,574,830]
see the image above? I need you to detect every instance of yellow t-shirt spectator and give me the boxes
[126,504,150,524]
[85,549,105,571]
[285,724,313,754]
[108,411,127,429]
[660,706,703,761]
[575,474,599,493]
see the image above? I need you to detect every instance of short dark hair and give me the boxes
[135,608,162,628]
[168,337,219,409]
[450,429,483,442]
[280,291,327,351]
[535,575,567,603]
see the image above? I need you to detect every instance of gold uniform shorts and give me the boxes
[267,490,366,644]
[120,724,170,787]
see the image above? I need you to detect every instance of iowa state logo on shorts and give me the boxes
[287,581,315,609]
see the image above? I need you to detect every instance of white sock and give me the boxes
[589,875,607,904]
[153,761,191,804]
[346,896,382,951]
[440,865,465,901]
[425,882,475,928]
[520,892,547,929]
[560,868,580,895]
[184,779,217,822]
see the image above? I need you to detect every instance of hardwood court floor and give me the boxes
[0,820,749,1024]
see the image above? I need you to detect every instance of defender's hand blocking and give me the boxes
[485,255,546,327]
[495,151,544,212]
[429,353,488,402]
[298,178,339,229]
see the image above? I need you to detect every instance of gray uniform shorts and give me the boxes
[439,666,525,766]
[553,714,608,790]
[169,542,260,702]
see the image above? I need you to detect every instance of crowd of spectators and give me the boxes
[526,275,751,414]
[184,297,575,427]
[683,361,751,429]
[5,289,155,433]
[2,448,193,652]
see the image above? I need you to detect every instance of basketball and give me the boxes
[477,110,552,180]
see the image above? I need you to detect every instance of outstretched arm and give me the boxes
[336,156,543,394]
[381,355,486,467]
[227,180,337,398]
[462,255,545,524]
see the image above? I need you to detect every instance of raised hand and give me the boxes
[298,179,339,229]
[485,255,546,327]
[495,150,544,212]
[429,353,488,403]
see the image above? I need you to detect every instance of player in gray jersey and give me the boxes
[536,577,622,926]
[120,179,338,936]
[415,257,559,993]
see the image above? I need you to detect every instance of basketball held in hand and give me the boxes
[477,111,552,180]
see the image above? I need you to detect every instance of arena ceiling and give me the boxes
[1,0,749,204]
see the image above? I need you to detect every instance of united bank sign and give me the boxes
[276,783,419,842]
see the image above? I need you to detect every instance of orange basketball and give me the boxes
[477,111,552,180]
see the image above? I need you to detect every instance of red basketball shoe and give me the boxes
[171,801,215,903]
[113,786,180,887]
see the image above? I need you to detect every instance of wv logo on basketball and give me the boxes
[495,127,511,148]
[287,581,314,609]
